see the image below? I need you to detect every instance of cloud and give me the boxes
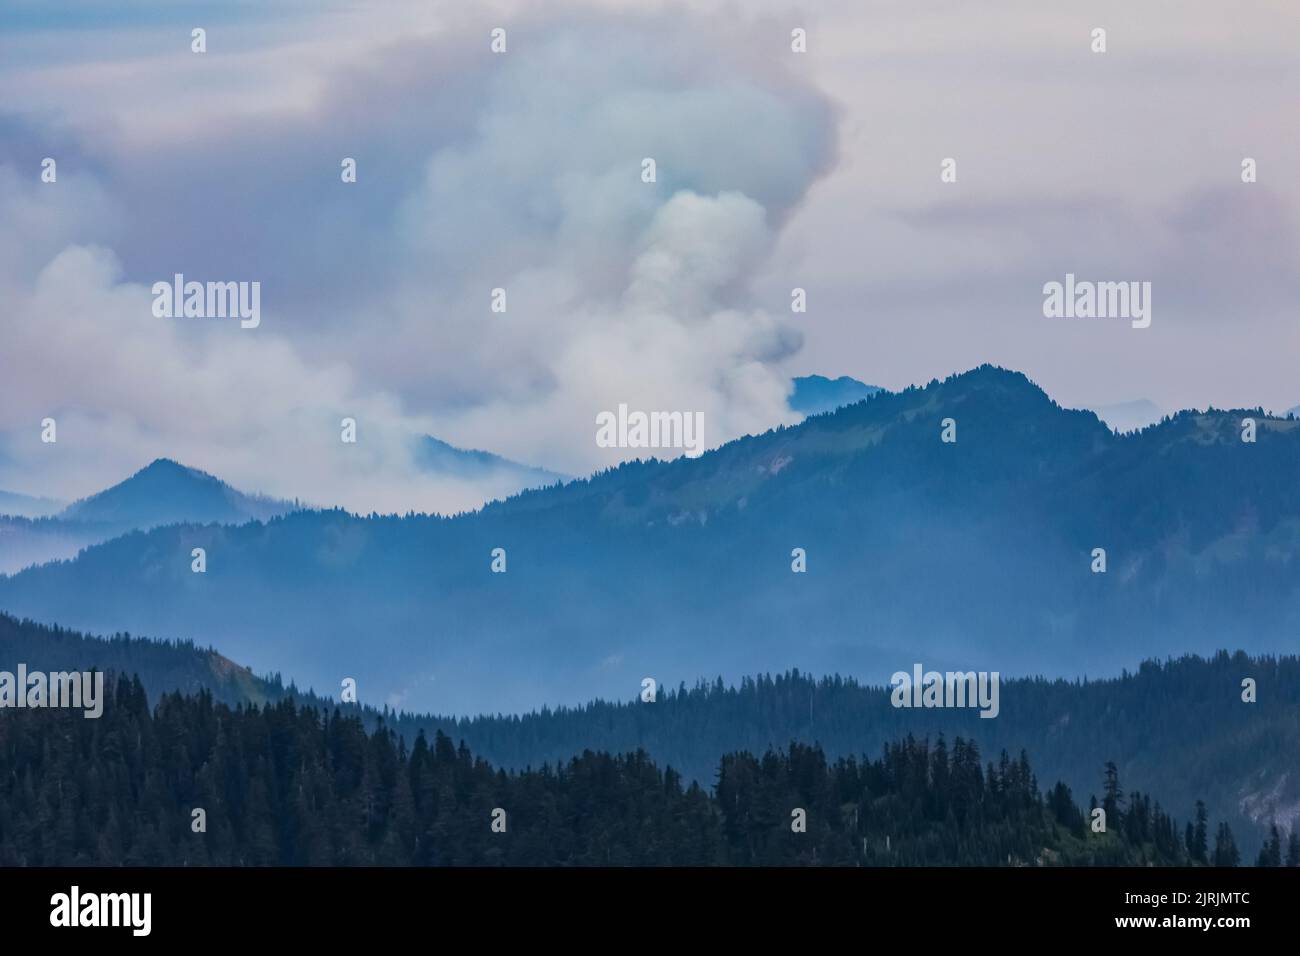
[7,0,1295,508]
[0,242,485,512]
[432,188,806,471]
[0,4,838,505]
[356,13,834,469]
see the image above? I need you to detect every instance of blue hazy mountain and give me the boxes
[789,374,882,416]
[3,365,1299,715]
[0,488,64,518]
[414,435,568,487]
[0,459,296,575]
[59,457,295,528]
[1082,398,1165,433]
[0,515,111,576]
[0,440,562,575]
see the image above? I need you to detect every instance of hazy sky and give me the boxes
[1,0,1296,510]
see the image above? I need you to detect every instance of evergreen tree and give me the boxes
[0,671,1234,867]
[1102,761,1124,826]
[1212,822,1240,867]
[1191,801,1209,863]
[1255,824,1283,867]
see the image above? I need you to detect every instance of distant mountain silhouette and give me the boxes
[3,365,1299,714]
[0,488,64,519]
[0,459,296,575]
[789,374,882,416]
[0,515,111,576]
[59,458,294,528]
[1082,398,1164,433]
[414,435,568,487]
[0,442,562,575]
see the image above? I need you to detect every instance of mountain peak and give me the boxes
[7,364,1300,717]
[140,456,191,472]
[941,363,1046,395]
[60,459,291,528]
[133,458,214,482]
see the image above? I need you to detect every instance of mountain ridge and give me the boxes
[413,434,569,486]
[3,364,1298,714]
[1,610,1290,858]
[59,457,296,528]
[0,458,300,575]
[0,488,64,519]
